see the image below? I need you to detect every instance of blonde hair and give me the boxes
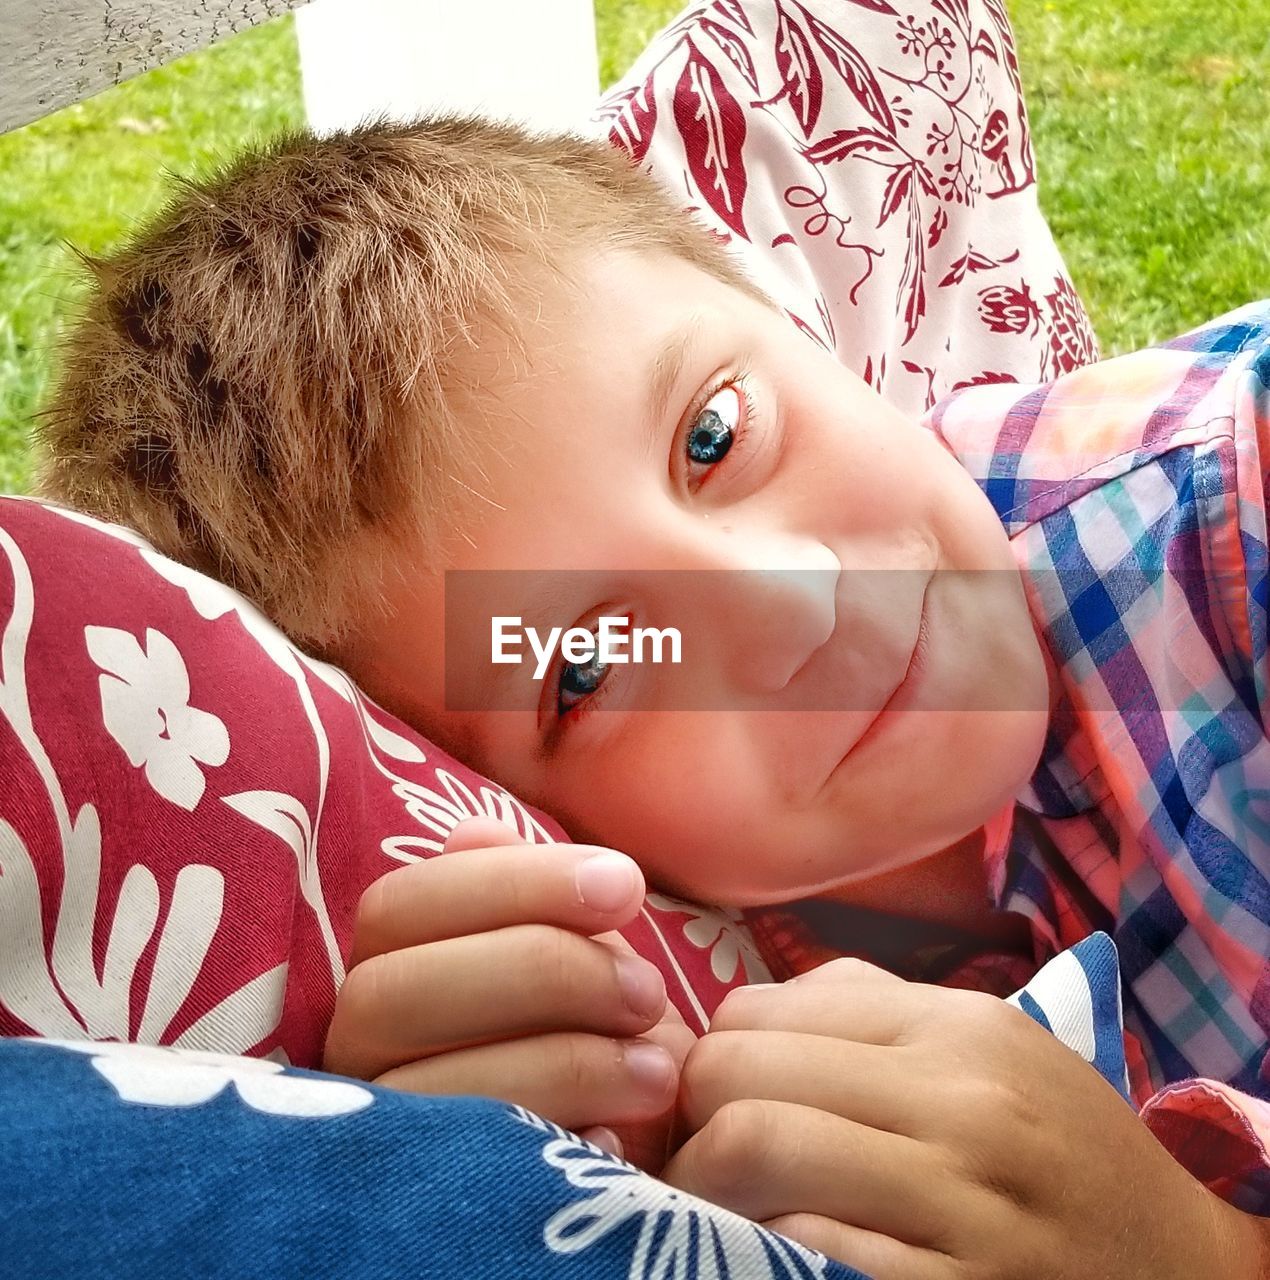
[37,116,768,651]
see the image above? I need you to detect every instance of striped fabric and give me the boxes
[1004,930,1132,1102]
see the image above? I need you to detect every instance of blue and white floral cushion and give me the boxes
[0,933,1129,1279]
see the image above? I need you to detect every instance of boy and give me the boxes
[36,116,1269,1276]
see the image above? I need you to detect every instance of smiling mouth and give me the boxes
[830,574,933,768]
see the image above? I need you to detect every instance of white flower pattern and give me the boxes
[515,1108,829,1280]
[37,505,559,996]
[647,894,772,985]
[86,625,230,811]
[375,765,558,863]
[0,525,283,1052]
[42,1039,373,1117]
[140,540,348,985]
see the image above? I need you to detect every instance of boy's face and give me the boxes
[360,249,1052,907]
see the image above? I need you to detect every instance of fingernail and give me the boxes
[614,954,665,1019]
[622,1041,676,1094]
[576,852,639,913]
[583,1126,625,1159]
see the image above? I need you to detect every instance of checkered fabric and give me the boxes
[930,299,1270,1204]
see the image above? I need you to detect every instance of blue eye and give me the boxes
[688,410,732,464]
[686,385,743,470]
[557,645,609,716]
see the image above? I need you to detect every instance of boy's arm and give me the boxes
[663,960,1268,1280]
[323,817,696,1171]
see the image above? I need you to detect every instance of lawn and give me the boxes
[0,1,1266,494]
[0,19,304,494]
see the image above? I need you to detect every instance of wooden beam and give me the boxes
[0,0,307,135]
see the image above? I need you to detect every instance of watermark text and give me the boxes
[491,616,682,680]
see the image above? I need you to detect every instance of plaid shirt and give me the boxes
[748,301,1270,1210]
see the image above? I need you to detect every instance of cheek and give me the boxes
[538,716,774,899]
[789,386,934,520]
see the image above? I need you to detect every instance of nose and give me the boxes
[673,523,841,696]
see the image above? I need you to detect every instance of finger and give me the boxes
[376,1032,678,1130]
[613,1109,675,1175]
[763,1214,951,1280]
[792,956,906,988]
[709,959,933,1045]
[592,947,690,1038]
[662,1098,963,1248]
[326,924,667,1079]
[679,1030,925,1138]
[609,1012,700,1174]
[442,816,528,854]
[645,1010,698,1072]
[577,1126,624,1159]
[351,844,646,963]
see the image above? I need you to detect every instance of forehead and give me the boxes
[426,250,763,727]
[464,246,746,397]
[440,246,755,533]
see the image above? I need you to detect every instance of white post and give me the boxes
[295,0,600,135]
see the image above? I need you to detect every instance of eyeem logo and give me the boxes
[492,616,683,680]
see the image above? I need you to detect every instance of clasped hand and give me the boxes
[324,820,1260,1279]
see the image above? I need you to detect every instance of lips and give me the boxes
[886,588,932,712]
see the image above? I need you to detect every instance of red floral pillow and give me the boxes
[0,497,767,1065]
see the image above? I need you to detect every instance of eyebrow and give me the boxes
[645,314,706,457]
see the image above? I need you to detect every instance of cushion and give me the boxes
[0,496,766,1064]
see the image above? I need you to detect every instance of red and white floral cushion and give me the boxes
[0,498,766,1063]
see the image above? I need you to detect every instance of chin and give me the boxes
[827,704,1048,884]
[940,718,1046,861]
[949,705,1048,818]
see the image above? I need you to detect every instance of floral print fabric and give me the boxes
[0,936,1130,1279]
[0,498,762,1060]
[589,0,1099,417]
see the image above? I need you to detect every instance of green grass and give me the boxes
[1,2,1267,493]
[1009,1,1270,356]
[0,16,304,494]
